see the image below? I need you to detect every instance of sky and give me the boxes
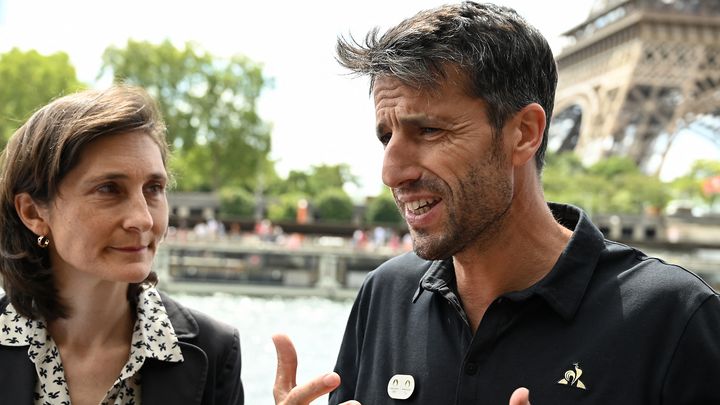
[1,0,717,199]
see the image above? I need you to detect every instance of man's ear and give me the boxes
[14,193,49,236]
[511,103,546,167]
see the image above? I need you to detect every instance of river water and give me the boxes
[170,292,355,405]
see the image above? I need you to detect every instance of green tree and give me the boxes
[314,188,354,222]
[543,153,670,215]
[0,48,84,145]
[219,187,256,219]
[269,163,359,198]
[267,193,307,222]
[365,188,403,225]
[670,159,720,206]
[100,40,272,191]
[542,152,587,205]
[587,156,640,178]
[588,157,670,214]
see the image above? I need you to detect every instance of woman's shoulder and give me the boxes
[159,292,236,337]
[152,290,243,402]
[157,290,239,361]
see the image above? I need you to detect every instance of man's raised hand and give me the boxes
[272,334,360,405]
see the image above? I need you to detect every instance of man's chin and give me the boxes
[414,250,449,261]
[410,228,462,260]
[412,238,452,261]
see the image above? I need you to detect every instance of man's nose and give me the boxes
[381,132,422,189]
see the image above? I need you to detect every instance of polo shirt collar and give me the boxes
[414,259,456,302]
[530,203,606,320]
[413,203,606,321]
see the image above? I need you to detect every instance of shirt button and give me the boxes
[464,362,478,375]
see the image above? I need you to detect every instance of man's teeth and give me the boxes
[408,199,435,214]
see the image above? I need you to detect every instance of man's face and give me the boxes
[374,73,514,259]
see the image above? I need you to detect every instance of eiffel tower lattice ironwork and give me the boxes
[551,0,720,171]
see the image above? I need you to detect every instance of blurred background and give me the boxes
[2,0,720,403]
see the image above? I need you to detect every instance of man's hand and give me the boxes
[272,334,360,405]
[509,387,531,405]
[274,333,524,405]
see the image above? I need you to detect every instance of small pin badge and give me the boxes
[387,374,415,400]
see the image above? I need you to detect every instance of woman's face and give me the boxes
[41,131,169,286]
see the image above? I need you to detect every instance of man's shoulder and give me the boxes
[600,240,717,305]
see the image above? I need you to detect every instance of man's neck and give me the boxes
[453,201,572,333]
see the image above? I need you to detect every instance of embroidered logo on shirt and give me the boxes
[557,363,587,390]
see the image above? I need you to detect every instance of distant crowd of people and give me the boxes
[166,218,413,254]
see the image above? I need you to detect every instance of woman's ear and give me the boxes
[511,103,546,167]
[14,193,49,236]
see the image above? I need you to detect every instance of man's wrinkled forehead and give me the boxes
[370,64,475,100]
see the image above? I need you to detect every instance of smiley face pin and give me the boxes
[387,374,415,400]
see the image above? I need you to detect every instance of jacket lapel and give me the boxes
[142,292,208,404]
[141,342,208,404]
[0,345,36,405]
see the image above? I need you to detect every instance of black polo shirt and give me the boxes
[329,203,720,404]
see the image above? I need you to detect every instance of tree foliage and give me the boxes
[670,159,720,207]
[314,188,354,222]
[219,187,256,219]
[268,163,359,198]
[543,153,671,215]
[0,48,84,146]
[100,40,272,191]
[267,193,306,223]
[365,188,403,225]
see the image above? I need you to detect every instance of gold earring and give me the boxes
[37,235,49,248]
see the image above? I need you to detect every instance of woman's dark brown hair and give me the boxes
[0,84,170,320]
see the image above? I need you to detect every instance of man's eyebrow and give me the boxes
[376,114,440,135]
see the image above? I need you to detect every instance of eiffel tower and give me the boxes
[551,0,720,172]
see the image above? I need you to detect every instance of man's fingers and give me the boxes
[282,372,342,404]
[509,387,530,405]
[272,334,352,405]
[273,334,298,401]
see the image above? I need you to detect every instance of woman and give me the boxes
[0,85,243,404]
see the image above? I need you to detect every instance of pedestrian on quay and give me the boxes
[272,2,720,404]
[0,85,243,404]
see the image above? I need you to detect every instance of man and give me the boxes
[274,2,720,404]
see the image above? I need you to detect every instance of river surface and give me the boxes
[170,292,355,405]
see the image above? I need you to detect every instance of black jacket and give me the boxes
[0,292,244,404]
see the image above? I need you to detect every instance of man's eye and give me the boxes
[378,133,392,146]
[145,183,166,194]
[97,184,119,194]
[421,127,439,134]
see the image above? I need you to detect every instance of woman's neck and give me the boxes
[48,281,134,349]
